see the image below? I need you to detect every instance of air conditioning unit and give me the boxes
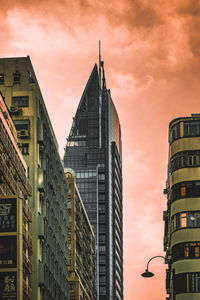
[17,130,30,138]
[10,106,22,115]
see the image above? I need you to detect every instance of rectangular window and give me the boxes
[181,186,186,197]
[14,120,29,130]
[13,71,20,84]
[181,213,187,227]
[174,273,187,294]
[21,143,29,155]
[12,96,29,107]
[0,73,4,84]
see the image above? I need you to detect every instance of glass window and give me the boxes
[171,150,200,173]
[12,96,29,107]
[172,242,200,261]
[172,181,200,202]
[21,143,29,155]
[14,119,30,130]
[99,235,106,243]
[172,211,200,231]
[13,71,20,84]
[184,121,200,137]
[170,122,180,143]
[0,73,4,84]
[99,255,106,264]
[180,213,187,227]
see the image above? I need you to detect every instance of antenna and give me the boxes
[99,40,101,65]
[99,40,102,89]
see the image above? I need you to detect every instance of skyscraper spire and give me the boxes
[99,40,102,90]
[98,40,106,90]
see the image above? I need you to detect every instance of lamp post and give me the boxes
[141,255,168,278]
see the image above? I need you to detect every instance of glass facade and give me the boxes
[64,63,123,300]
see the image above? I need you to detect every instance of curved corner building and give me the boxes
[164,114,200,299]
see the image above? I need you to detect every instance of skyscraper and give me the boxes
[164,114,200,299]
[64,53,123,300]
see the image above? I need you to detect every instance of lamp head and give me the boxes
[141,270,154,278]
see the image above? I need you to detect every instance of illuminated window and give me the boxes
[173,242,200,261]
[0,73,4,84]
[181,185,186,197]
[180,213,187,227]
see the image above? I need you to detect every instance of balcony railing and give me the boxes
[23,198,32,222]
[23,252,32,273]
[23,280,32,300]
[23,225,32,249]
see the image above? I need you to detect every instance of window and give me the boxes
[184,121,200,137]
[99,286,106,295]
[12,96,29,107]
[100,266,106,273]
[174,272,200,294]
[14,120,30,131]
[172,211,200,231]
[99,173,105,180]
[172,181,200,202]
[21,143,29,155]
[0,73,4,84]
[170,122,180,143]
[13,71,20,84]
[99,184,105,192]
[99,235,106,243]
[171,150,200,173]
[99,276,106,283]
[99,214,106,222]
[172,242,200,261]
[99,245,106,253]
[99,255,106,264]
[99,204,105,212]
[99,225,106,233]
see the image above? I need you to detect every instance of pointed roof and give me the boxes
[76,64,99,115]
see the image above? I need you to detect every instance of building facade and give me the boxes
[0,92,32,299]
[65,168,96,300]
[0,57,69,300]
[64,59,123,300]
[164,114,200,299]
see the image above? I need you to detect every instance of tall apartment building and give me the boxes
[65,168,96,300]
[0,57,69,300]
[64,56,123,300]
[164,114,200,299]
[0,92,32,299]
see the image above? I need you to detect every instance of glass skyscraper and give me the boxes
[64,57,123,300]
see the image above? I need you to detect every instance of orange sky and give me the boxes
[1,1,200,299]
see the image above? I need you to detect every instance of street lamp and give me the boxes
[141,255,168,278]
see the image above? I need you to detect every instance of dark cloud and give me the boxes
[176,0,200,16]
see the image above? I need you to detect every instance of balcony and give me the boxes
[23,198,32,222]
[23,280,32,300]
[23,252,32,273]
[23,225,32,249]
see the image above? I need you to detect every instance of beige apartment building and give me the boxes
[0,92,32,299]
[65,168,96,300]
[0,57,69,300]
